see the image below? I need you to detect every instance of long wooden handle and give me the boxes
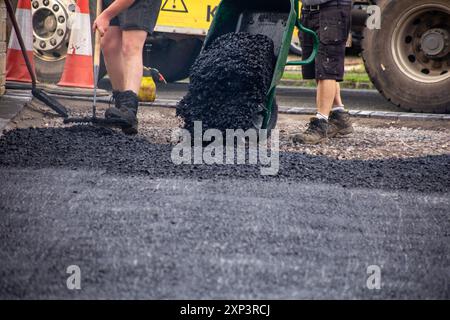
[4,0,37,86]
[93,0,102,67]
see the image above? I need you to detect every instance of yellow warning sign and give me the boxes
[157,0,219,33]
[161,0,188,13]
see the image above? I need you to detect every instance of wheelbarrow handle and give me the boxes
[286,22,319,66]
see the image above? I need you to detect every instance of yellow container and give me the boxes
[138,67,156,102]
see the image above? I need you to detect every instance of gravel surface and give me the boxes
[9,102,450,162]
[177,33,274,134]
[0,125,449,193]
[279,117,450,160]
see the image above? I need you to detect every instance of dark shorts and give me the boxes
[103,0,162,34]
[300,3,352,81]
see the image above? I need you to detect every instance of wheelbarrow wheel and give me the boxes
[252,99,278,135]
[267,99,279,132]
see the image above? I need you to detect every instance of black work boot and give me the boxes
[105,90,139,135]
[328,109,354,138]
[105,90,122,115]
[291,117,328,145]
[112,90,122,108]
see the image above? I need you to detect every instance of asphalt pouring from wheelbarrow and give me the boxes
[177,33,275,135]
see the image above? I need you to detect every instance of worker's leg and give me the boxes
[292,4,353,144]
[104,0,162,135]
[317,79,338,117]
[121,30,148,94]
[104,30,147,135]
[100,26,125,91]
[328,81,354,137]
[291,79,336,145]
[333,82,343,107]
[290,9,327,144]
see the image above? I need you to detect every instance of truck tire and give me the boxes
[362,0,450,113]
[98,39,204,84]
[144,37,203,83]
[31,0,96,83]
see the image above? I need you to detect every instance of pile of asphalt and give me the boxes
[0,126,449,193]
[176,32,275,134]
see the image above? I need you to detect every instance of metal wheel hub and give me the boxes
[32,0,73,62]
[391,4,450,83]
[420,28,449,58]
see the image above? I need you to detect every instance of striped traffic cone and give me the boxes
[6,0,34,83]
[58,0,94,88]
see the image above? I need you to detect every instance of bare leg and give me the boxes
[291,79,335,144]
[333,82,344,107]
[100,26,124,91]
[121,30,148,94]
[317,79,337,117]
[328,80,354,137]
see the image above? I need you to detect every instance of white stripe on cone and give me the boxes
[8,9,33,51]
[67,13,92,56]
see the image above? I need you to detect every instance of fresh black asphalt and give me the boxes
[0,126,449,299]
[177,33,274,133]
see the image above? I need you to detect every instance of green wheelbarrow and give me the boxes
[203,0,319,130]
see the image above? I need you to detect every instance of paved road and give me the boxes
[98,81,404,113]
[0,168,448,299]
[0,126,448,299]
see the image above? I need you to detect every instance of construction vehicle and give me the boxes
[25,0,297,84]
[14,0,450,113]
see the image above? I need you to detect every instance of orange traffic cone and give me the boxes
[6,0,34,83]
[58,0,94,88]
